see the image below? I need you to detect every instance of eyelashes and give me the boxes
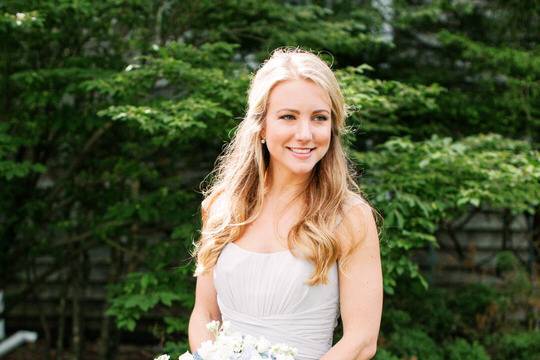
[279,114,329,121]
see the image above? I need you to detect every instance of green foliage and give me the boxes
[389,0,540,141]
[106,267,193,332]
[1,0,539,357]
[0,123,47,180]
[437,31,540,139]
[387,328,443,360]
[354,134,540,293]
[492,251,536,330]
[359,134,539,215]
[443,338,490,360]
[337,64,444,140]
[163,340,190,360]
[486,331,540,360]
[378,262,538,358]
[84,42,249,149]
[381,255,531,354]
[165,1,393,65]
[449,284,502,339]
[373,348,400,360]
[383,282,456,341]
[97,98,228,146]
[0,10,43,29]
[437,31,540,78]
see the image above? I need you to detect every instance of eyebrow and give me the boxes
[276,108,330,114]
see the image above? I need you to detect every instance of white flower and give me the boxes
[178,351,194,360]
[212,337,235,358]
[124,64,140,72]
[154,355,170,360]
[206,320,221,333]
[269,343,298,358]
[197,340,215,358]
[187,321,298,359]
[242,334,257,349]
[231,333,244,353]
[221,320,232,334]
[255,337,271,353]
[273,355,295,360]
[247,352,263,360]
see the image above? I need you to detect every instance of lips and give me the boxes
[286,147,315,160]
[286,147,315,154]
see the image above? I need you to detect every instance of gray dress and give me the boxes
[213,242,340,360]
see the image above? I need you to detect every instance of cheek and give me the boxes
[316,126,332,144]
[267,127,289,145]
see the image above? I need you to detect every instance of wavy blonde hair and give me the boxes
[192,47,374,285]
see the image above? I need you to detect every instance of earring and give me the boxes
[261,138,266,144]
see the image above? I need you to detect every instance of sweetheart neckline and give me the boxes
[229,242,291,255]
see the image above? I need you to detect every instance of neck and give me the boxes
[264,163,311,204]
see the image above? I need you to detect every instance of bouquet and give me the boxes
[154,320,298,360]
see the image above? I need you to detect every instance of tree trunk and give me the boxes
[28,260,53,360]
[502,209,513,250]
[97,247,124,360]
[531,207,540,329]
[37,293,52,360]
[56,270,68,360]
[71,252,83,360]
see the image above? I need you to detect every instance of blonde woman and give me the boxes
[188,48,383,360]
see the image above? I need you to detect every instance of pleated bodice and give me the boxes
[213,242,340,360]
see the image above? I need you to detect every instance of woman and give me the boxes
[188,48,383,360]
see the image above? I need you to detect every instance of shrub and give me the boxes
[373,348,400,360]
[444,338,490,360]
[486,331,540,360]
[448,283,502,338]
[380,308,412,332]
[387,280,456,340]
[387,328,443,360]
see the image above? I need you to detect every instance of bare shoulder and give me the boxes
[338,193,379,252]
[336,194,383,352]
[342,193,376,226]
[344,193,371,210]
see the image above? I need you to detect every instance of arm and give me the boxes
[188,268,222,353]
[321,199,383,360]
[189,195,225,353]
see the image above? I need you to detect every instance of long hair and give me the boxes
[191,47,373,285]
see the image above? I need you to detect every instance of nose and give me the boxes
[295,117,313,141]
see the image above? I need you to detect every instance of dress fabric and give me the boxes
[213,242,340,360]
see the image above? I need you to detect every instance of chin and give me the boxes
[287,164,316,175]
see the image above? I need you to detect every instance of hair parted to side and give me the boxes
[191,46,376,286]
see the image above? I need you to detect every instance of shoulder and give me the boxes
[342,193,375,226]
[343,193,371,211]
[338,193,379,252]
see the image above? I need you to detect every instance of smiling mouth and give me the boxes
[286,147,316,154]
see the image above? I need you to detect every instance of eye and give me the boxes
[314,115,328,121]
[279,114,295,120]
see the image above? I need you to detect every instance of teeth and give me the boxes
[289,147,312,154]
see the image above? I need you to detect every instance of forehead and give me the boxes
[267,79,331,111]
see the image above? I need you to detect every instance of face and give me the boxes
[261,78,332,177]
